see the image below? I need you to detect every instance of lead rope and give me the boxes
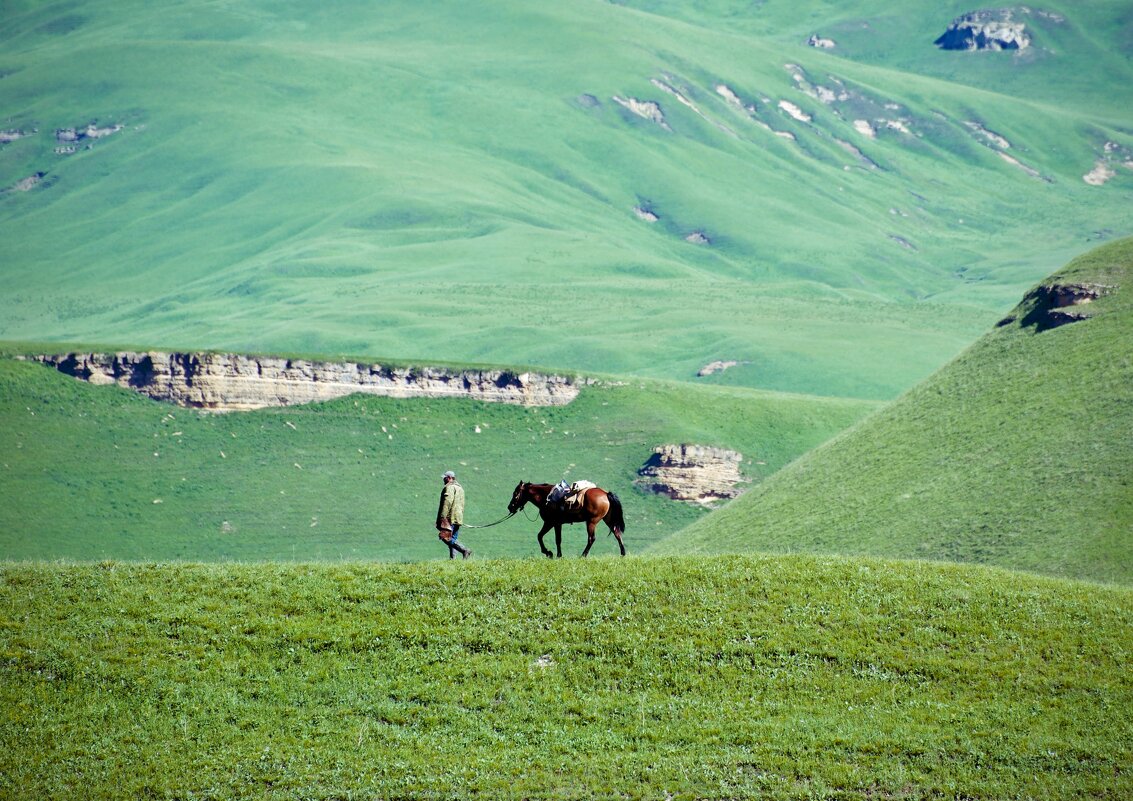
[461,510,518,529]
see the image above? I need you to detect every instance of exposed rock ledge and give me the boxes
[27,351,591,410]
[637,444,749,506]
[997,282,1116,331]
[934,9,1030,51]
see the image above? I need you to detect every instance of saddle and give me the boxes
[548,480,597,512]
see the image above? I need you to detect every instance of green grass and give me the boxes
[660,239,1133,585]
[2,0,1131,398]
[0,356,875,562]
[2,556,1130,799]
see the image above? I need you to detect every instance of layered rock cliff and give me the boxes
[637,444,749,505]
[28,351,591,410]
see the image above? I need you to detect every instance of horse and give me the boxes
[507,481,626,558]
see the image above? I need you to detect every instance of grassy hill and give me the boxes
[2,556,1130,799]
[0,354,876,562]
[658,238,1133,585]
[2,0,1132,399]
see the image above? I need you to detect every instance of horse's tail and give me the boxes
[605,491,626,535]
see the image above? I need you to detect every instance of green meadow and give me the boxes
[3,557,1131,800]
[0,354,875,562]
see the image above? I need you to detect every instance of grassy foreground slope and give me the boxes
[2,1,1132,397]
[659,239,1133,585]
[0,356,875,561]
[2,557,1130,800]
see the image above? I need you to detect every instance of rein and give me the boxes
[462,511,518,529]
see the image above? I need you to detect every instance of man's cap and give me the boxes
[442,470,456,479]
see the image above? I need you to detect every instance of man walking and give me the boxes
[436,470,472,559]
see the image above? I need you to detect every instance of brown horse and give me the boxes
[508,481,626,558]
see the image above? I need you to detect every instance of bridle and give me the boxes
[507,481,530,515]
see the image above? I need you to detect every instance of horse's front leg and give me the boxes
[536,521,555,559]
[581,519,598,557]
[555,525,563,558]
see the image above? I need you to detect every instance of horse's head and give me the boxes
[508,481,529,514]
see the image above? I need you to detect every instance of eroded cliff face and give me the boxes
[636,444,749,505]
[28,351,591,410]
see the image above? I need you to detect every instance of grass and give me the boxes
[2,556,1130,799]
[0,355,875,562]
[1,1,1131,398]
[660,238,1133,585]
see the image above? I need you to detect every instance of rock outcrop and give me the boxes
[612,96,670,131]
[28,351,591,410]
[697,360,753,377]
[934,9,1030,51]
[637,444,748,505]
[1083,141,1133,186]
[697,360,738,377]
[999,282,1115,331]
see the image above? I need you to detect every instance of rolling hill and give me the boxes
[2,556,1130,799]
[657,238,1133,585]
[2,0,1132,399]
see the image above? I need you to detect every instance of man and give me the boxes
[436,470,472,559]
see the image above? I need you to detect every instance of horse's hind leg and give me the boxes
[555,525,563,559]
[613,527,626,557]
[581,520,598,557]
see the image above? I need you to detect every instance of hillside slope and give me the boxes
[3,557,1131,799]
[2,1,1131,398]
[656,238,1133,585]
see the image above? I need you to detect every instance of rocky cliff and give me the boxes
[998,281,1115,331]
[934,9,1031,51]
[28,351,591,410]
[636,444,749,505]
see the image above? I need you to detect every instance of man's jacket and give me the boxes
[437,481,465,528]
